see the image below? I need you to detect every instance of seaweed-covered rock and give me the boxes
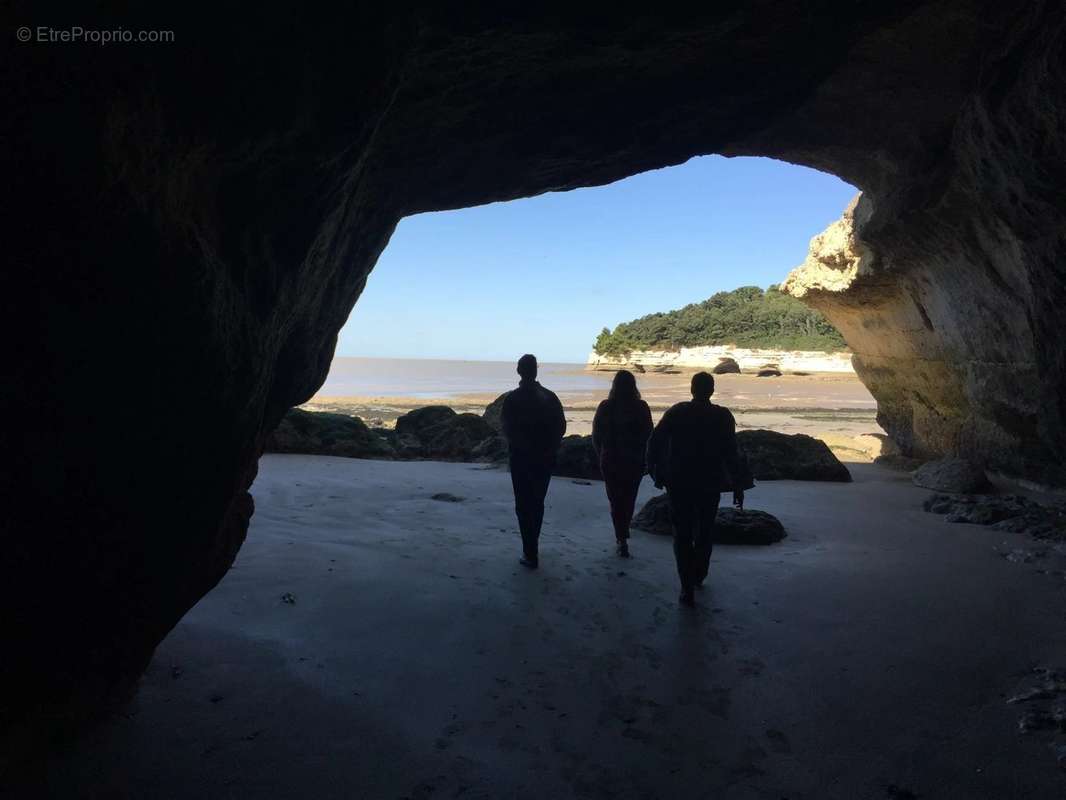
[395,405,458,439]
[471,435,509,463]
[265,409,394,458]
[737,430,851,482]
[715,508,787,544]
[421,413,496,459]
[913,458,991,493]
[483,392,509,433]
[632,494,785,544]
[553,435,602,480]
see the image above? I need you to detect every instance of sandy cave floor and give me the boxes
[24,456,1066,799]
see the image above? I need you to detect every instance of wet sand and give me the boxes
[27,455,1066,798]
[306,372,885,458]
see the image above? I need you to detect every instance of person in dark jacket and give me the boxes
[646,371,746,606]
[500,354,567,568]
[592,370,653,558]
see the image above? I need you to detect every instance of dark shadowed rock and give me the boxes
[265,409,394,458]
[395,406,457,439]
[913,458,991,493]
[553,436,602,480]
[756,368,783,377]
[421,413,496,459]
[483,392,509,433]
[632,494,785,544]
[713,358,741,375]
[923,493,1066,539]
[715,508,787,544]
[874,454,924,472]
[471,435,509,463]
[737,430,851,482]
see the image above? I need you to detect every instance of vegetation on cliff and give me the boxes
[593,286,847,356]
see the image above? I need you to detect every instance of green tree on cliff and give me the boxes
[593,286,847,354]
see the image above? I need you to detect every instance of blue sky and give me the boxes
[336,155,856,363]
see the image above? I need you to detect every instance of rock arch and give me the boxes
[5,2,1064,764]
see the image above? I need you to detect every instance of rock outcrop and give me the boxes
[483,393,508,433]
[737,430,852,482]
[587,346,853,374]
[553,436,602,481]
[713,358,741,375]
[7,2,1065,766]
[912,458,992,494]
[265,409,394,459]
[924,494,1066,540]
[783,190,1066,486]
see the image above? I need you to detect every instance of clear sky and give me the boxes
[336,155,857,363]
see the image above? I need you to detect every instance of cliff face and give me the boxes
[6,1,1066,765]
[784,188,1063,484]
[586,346,855,373]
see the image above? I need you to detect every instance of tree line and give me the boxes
[593,286,847,356]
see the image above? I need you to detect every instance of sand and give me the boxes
[25,455,1066,798]
[306,372,885,456]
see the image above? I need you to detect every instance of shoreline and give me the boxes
[305,372,886,460]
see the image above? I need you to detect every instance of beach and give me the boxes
[28,455,1066,798]
[305,357,887,460]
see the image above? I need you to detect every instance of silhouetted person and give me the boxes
[647,372,747,606]
[592,370,653,558]
[501,354,566,568]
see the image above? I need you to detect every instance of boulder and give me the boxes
[737,430,852,482]
[713,358,741,375]
[395,405,457,439]
[632,363,646,373]
[483,392,509,433]
[471,435,509,463]
[553,435,602,480]
[420,412,496,460]
[756,367,782,377]
[912,458,991,493]
[714,508,787,544]
[632,494,786,544]
[393,433,426,459]
[265,409,394,458]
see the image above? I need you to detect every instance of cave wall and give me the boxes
[783,3,1066,484]
[4,0,1063,767]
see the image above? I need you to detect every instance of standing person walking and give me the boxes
[592,370,653,558]
[500,354,567,569]
[647,372,748,606]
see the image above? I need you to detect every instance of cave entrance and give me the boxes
[299,155,883,461]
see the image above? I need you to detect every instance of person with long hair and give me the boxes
[592,369,653,557]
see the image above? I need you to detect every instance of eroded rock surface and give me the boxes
[784,187,1066,486]
[738,430,852,482]
[923,493,1066,539]
[7,1,1066,765]
[912,457,991,494]
[265,409,394,459]
[632,495,786,544]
